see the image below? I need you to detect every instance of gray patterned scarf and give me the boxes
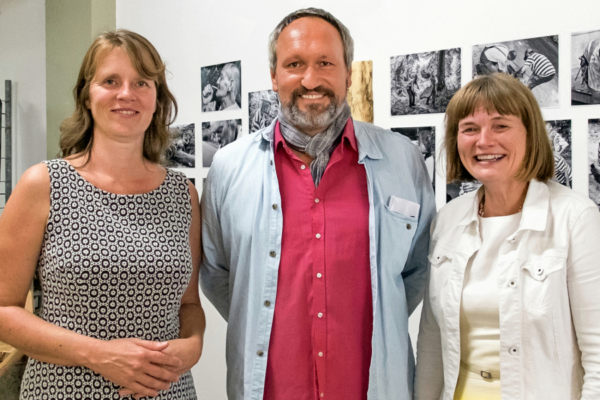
[278,103,352,187]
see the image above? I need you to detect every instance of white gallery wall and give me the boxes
[0,0,47,211]
[117,0,600,398]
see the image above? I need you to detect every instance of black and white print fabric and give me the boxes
[20,159,197,400]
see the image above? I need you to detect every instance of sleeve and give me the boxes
[199,162,231,321]
[414,279,445,400]
[568,205,600,398]
[401,145,436,315]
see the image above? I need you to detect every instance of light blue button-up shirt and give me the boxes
[201,119,436,400]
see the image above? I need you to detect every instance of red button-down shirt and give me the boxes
[263,119,373,400]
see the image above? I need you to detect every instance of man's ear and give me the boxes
[270,69,278,93]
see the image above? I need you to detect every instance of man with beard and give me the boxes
[201,8,435,400]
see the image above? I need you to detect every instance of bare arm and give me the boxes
[0,163,182,398]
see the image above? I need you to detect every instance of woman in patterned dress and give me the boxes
[0,30,204,399]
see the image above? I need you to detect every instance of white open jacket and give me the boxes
[414,180,600,400]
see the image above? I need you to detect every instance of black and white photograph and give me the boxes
[391,126,435,190]
[202,119,242,168]
[472,35,559,108]
[588,119,600,209]
[390,48,461,116]
[545,120,572,187]
[572,30,600,105]
[446,180,482,203]
[201,60,242,112]
[248,90,279,133]
[165,123,195,168]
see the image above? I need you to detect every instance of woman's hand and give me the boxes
[116,338,202,398]
[85,338,182,399]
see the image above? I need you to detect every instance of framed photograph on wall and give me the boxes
[572,30,600,105]
[165,123,195,168]
[248,90,279,133]
[201,61,242,112]
[391,48,461,116]
[472,35,559,108]
[202,119,242,167]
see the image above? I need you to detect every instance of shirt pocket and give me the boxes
[520,253,567,311]
[381,204,418,274]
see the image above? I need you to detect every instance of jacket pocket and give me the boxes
[427,245,455,321]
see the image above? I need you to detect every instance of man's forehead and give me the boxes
[276,17,344,56]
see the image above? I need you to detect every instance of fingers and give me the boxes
[118,381,159,399]
[145,363,180,383]
[132,339,169,351]
[147,351,183,368]
[136,373,171,393]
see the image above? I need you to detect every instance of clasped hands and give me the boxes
[87,338,191,399]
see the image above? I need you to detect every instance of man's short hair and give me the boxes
[268,8,354,72]
[221,63,241,99]
[443,73,554,183]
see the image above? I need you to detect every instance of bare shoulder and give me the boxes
[8,163,50,206]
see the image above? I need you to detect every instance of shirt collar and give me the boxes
[456,179,549,232]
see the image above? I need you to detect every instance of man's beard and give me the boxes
[280,86,346,132]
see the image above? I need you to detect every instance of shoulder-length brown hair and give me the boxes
[59,29,177,164]
[444,73,554,183]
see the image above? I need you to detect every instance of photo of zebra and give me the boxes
[391,126,435,191]
[473,35,559,108]
[545,120,572,187]
[588,119,600,209]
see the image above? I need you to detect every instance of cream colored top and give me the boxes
[459,213,521,375]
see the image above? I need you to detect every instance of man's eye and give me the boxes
[320,61,332,66]
[288,62,300,68]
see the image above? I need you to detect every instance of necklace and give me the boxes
[478,193,523,217]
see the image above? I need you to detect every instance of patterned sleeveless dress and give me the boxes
[20,159,197,400]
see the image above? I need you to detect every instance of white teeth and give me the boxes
[302,95,323,99]
[477,155,503,161]
[115,110,136,115]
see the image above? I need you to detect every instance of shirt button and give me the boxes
[318,312,323,318]
[508,280,517,287]
[301,165,306,170]
[406,224,412,230]
[316,233,321,239]
[270,160,273,165]
[320,393,324,398]
[272,204,278,210]
[316,273,322,278]
[318,352,324,357]
[264,300,271,307]
[536,268,544,275]
[270,251,276,258]
[509,346,519,355]
[315,198,320,203]
[257,351,264,357]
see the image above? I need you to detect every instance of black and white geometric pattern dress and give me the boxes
[20,159,197,400]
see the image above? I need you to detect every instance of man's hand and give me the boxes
[84,338,182,399]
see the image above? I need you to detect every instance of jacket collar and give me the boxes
[456,179,549,232]
[257,118,384,161]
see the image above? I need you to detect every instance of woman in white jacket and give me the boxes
[414,73,600,400]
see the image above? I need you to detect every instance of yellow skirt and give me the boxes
[453,363,501,400]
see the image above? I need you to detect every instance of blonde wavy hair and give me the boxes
[59,29,177,164]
